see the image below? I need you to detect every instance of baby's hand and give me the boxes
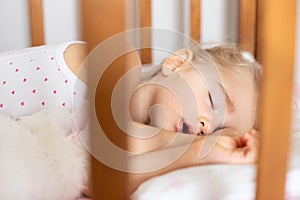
[199,129,259,164]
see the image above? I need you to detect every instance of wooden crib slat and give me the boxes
[239,0,258,55]
[190,0,201,43]
[255,0,297,199]
[28,0,45,46]
[82,0,126,51]
[139,0,152,64]
[81,1,129,199]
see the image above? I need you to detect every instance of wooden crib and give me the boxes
[28,0,297,199]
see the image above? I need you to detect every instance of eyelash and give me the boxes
[213,126,224,134]
[208,92,214,109]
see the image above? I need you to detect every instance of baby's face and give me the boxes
[148,62,257,135]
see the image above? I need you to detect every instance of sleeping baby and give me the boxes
[0,41,261,199]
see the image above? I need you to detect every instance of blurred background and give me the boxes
[0,0,299,80]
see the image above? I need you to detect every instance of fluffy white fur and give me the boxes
[0,110,89,200]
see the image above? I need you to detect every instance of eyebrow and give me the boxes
[217,83,235,112]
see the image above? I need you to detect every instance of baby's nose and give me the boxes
[198,116,211,135]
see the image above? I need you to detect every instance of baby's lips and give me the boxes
[187,122,194,134]
[177,119,195,134]
[176,119,183,133]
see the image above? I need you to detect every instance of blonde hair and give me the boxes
[204,45,262,93]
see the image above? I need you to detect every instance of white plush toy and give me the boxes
[0,110,90,200]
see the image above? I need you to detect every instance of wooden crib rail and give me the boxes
[190,0,201,43]
[139,0,201,64]
[28,0,297,199]
[240,0,297,199]
[139,0,152,64]
[255,0,296,199]
[28,0,45,46]
[239,0,258,55]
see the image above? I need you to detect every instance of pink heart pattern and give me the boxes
[0,46,85,114]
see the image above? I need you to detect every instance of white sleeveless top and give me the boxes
[0,41,87,118]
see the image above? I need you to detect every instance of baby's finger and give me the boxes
[243,132,259,162]
[249,129,259,137]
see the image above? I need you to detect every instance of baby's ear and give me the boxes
[162,48,193,76]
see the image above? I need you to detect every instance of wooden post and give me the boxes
[255,0,296,199]
[239,0,258,55]
[28,0,45,46]
[139,0,152,64]
[190,0,201,43]
[81,0,129,199]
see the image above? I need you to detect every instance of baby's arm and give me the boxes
[199,128,258,163]
[64,43,88,79]
[127,127,258,193]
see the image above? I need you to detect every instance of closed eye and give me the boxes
[213,126,224,133]
[208,92,214,110]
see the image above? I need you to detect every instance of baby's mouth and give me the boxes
[177,119,194,134]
